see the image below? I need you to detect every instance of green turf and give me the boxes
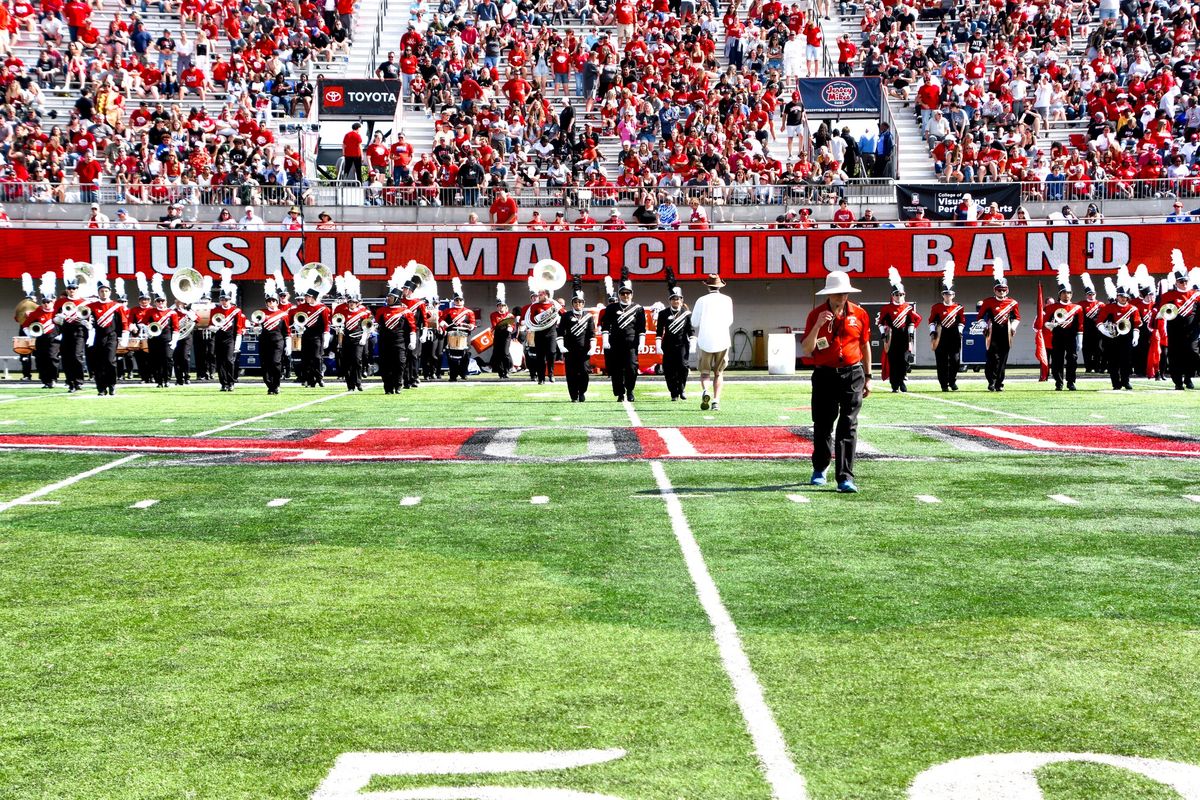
[3,374,1200,799]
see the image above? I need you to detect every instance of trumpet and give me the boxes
[293,310,310,331]
[77,306,92,322]
[1116,318,1133,336]
[361,319,376,335]
[1159,302,1180,321]
[28,321,44,337]
[147,321,163,337]
[1053,308,1069,325]
[250,310,266,325]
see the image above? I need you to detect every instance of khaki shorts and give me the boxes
[698,348,728,374]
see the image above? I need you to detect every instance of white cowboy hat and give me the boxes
[816,271,861,295]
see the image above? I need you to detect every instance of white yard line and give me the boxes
[192,391,355,437]
[530,495,550,505]
[326,429,367,443]
[1184,495,1200,503]
[1049,494,1079,505]
[655,427,699,457]
[622,399,643,427]
[131,499,159,509]
[0,454,142,514]
[0,392,70,404]
[785,494,810,504]
[267,498,291,507]
[915,495,941,504]
[400,496,422,506]
[905,392,1048,424]
[650,461,807,800]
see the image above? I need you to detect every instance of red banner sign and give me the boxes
[0,225,1192,282]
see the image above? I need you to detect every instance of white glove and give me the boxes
[638,334,646,352]
[1075,333,1082,355]
[556,336,566,352]
[655,340,663,354]
[409,332,419,350]
[170,332,180,348]
[421,328,433,343]
[602,332,611,350]
[322,332,332,350]
[1132,329,1140,348]
[86,328,95,347]
[54,314,65,325]
[689,337,697,354]
[929,323,936,335]
[119,331,130,347]
[284,338,293,355]
[235,334,243,352]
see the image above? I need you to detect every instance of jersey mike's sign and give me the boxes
[797,77,882,116]
[316,78,402,119]
[0,226,1189,282]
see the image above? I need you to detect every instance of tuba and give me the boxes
[73,262,96,295]
[170,267,206,304]
[529,259,567,293]
[299,262,334,297]
[250,309,266,325]
[28,321,44,337]
[1158,302,1179,322]
[411,263,438,300]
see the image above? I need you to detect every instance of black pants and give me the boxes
[885,331,910,391]
[173,336,192,384]
[19,353,32,380]
[662,345,689,398]
[214,333,238,388]
[148,336,172,386]
[259,333,285,392]
[1167,321,1196,387]
[35,337,60,387]
[91,331,118,393]
[341,155,362,181]
[528,329,556,382]
[446,347,469,380]
[564,350,590,400]
[421,336,444,379]
[491,330,512,377]
[1106,334,1134,388]
[985,334,1011,389]
[811,364,865,484]
[933,333,960,390]
[380,338,407,393]
[133,349,151,382]
[194,331,214,379]
[1050,331,1078,388]
[340,338,364,390]
[300,333,324,386]
[608,345,638,398]
[404,342,420,388]
[1082,327,1104,372]
[60,325,87,388]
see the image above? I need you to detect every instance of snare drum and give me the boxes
[12,336,34,355]
[290,334,304,350]
[447,333,468,351]
[126,337,148,352]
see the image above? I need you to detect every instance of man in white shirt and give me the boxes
[238,206,264,230]
[84,203,110,228]
[112,208,139,229]
[689,273,733,411]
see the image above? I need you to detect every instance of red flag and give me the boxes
[1146,318,1163,378]
[1034,283,1050,381]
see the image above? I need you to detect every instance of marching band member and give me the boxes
[275,278,294,380]
[291,280,331,388]
[877,268,921,393]
[489,284,515,379]
[1131,265,1156,378]
[145,275,177,388]
[1079,272,1105,374]
[170,295,197,386]
[86,273,124,396]
[377,277,414,395]
[601,274,646,402]
[927,263,964,392]
[22,273,61,388]
[1158,253,1198,390]
[978,263,1020,392]
[598,276,615,382]
[523,283,563,385]
[337,274,371,392]
[15,274,38,381]
[441,278,476,382]
[255,279,290,395]
[53,262,90,393]
[131,274,155,383]
[113,279,135,381]
[1043,265,1083,391]
[656,270,692,402]
[557,277,596,402]
[1099,272,1142,390]
[516,289,539,382]
[211,270,246,392]
[421,293,446,382]
[399,275,428,389]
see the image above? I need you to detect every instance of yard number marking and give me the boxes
[311,748,627,800]
[327,430,367,444]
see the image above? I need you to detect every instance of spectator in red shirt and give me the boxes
[341,122,363,182]
[832,198,855,228]
[488,187,518,229]
[75,150,102,203]
[365,132,389,172]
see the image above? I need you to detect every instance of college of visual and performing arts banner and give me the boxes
[316,78,402,119]
[896,183,1023,221]
[796,78,882,116]
[0,226,1192,282]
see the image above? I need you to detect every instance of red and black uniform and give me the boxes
[803,300,872,486]
[978,295,1020,391]
[1080,296,1106,373]
[1130,295,1156,376]
[143,305,177,387]
[600,299,646,400]
[400,296,428,388]
[440,305,477,381]
[489,308,516,378]
[54,294,89,391]
[558,305,596,402]
[876,300,922,392]
[522,299,563,384]
[376,301,414,394]
[256,306,290,394]
[210,303,246,390]
[1098,301,1143,389]
[171,304,197,386]
[22,305,60,387]
[927,300,965,391]
[1043,300,1083,390]
[338,303,373,391]
[1157,286,1198,388]
[86,297,125,395]
[116,301,135,380]
[129,302,154,382]
[290,298,330,387]
[655,303,691,402]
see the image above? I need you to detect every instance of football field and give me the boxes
[1,373,1199,799]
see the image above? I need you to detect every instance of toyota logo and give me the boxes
[323,87,345,107]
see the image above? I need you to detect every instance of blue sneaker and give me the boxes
[837,480,858,494]
[809,470,827,486]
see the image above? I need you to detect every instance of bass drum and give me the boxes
[193,306,214,329]
[509,340,525,370]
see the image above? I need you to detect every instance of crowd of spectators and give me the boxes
[849,0,1200,201]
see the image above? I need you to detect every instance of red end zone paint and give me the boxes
[636,427,814,458]
[953,425,1200,457]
